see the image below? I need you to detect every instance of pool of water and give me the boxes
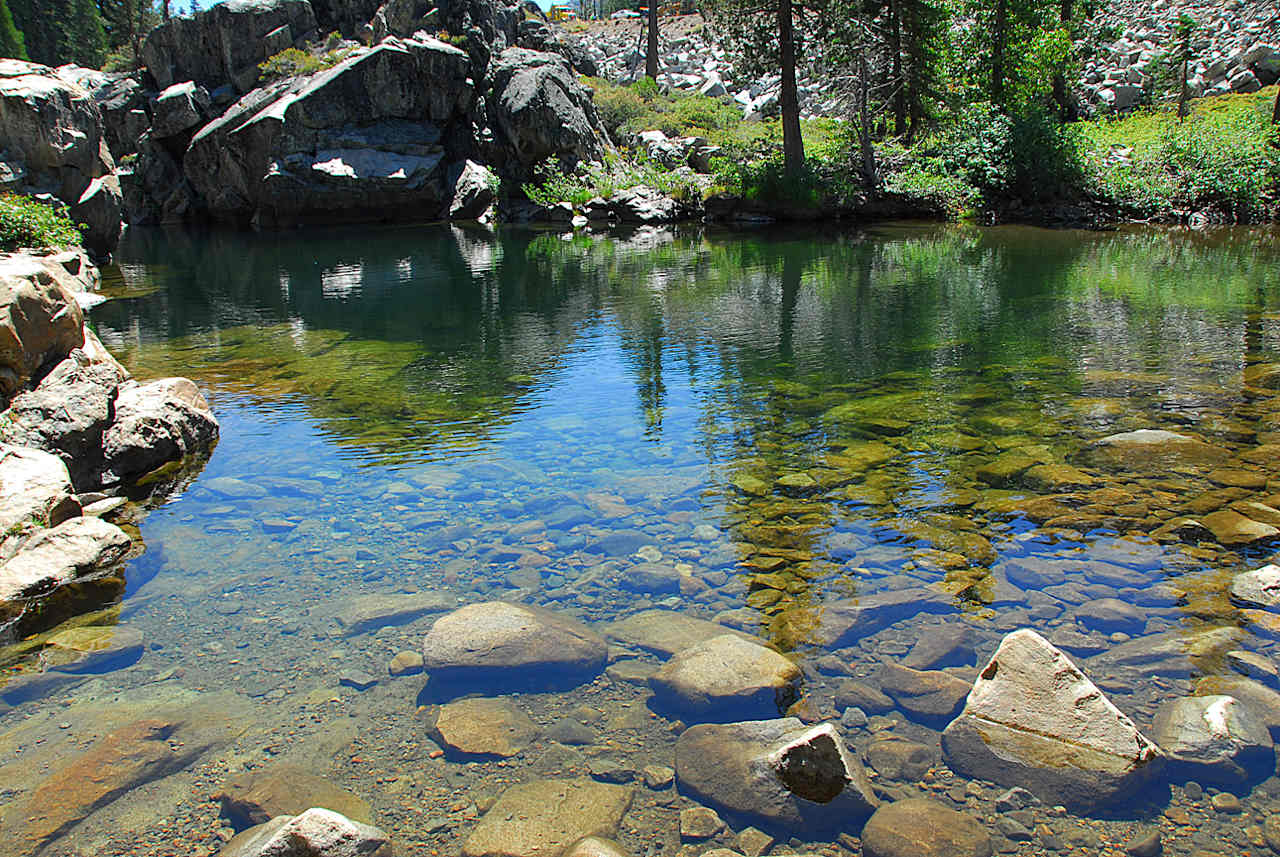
[5,221,1280,856]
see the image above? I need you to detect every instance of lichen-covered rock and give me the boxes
[0,60,122,254]
[142,0,318,94]
[183,36,472,227]
[941,629,1164,810]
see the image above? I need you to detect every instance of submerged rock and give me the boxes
[219,807,392,857]
[604,609,758,657]
[790,587,955,649]
[422,601,606,689]
[674,718,877,831]
[860,799,993,857]
[462,778,633,857]
[431,697,539,758]
[1079,429,1231,473]
[649,634,801,722]
[941,629,1163,811]
[877,663,970,726]
[1151,695,1274,783]
[215,764,374,830]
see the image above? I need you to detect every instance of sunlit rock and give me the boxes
[675,718,877,831]
[648,634,801,722]
[941,629,1164,810]
[860,798,993,857]
[1151,695,1273,783]
[219,807,392,857]
[462,779,633,857]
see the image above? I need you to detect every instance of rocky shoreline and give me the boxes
[0,248,218,657]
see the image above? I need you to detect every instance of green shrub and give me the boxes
[0,194,83,251]
[522,154,700,208]
[258,45,353,82]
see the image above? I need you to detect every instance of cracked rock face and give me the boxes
[941,628,1164,810]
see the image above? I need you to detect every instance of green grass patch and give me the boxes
[258,44,355,82]
[0,195,82,252]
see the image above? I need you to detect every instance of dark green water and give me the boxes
[5,222,1280,856]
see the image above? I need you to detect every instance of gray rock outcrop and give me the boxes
[142,0,319,94]
[674,718,878,831]
[488,47,607,166]
[941,628,1164,811]
[0,251,91,406]
[183,35,472,227]
[0,60,123,255]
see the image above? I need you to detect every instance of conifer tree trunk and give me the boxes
[645,0,658,79]
[992,0,1007,104]
[1273,86,1280,125]
[889,0,906,136]
[777,0,804,175]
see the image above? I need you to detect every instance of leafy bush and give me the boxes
[585,78,742,142]
[522,155,701,208]
[1078,90,1280,221]
[258,45,353,82]
[0,195,82,251]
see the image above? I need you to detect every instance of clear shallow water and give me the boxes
[5,222,1280,855]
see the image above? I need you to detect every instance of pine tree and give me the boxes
[60,0,107,66]
[9,0,61,65]
[0,0,26,59]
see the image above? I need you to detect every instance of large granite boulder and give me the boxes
[0,515,130,625]
[422,601,607,689]
[0,60,122,255]
[54,67,152,161]
[0,252,88,404]
[1150,695,1274,783]
[101,377,220,485]
[121,135,198,225]
[0,444,80,536]
[0,357,128,488]
[142,0,318,94]
[183,35,472,227]
[487,48,606,166]
[674,719,878,832]
[648,634,802,722]
[941,629,1164,811]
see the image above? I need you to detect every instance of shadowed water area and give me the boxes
[5,221,1280,856]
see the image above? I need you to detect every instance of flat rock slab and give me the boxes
[44,625,143,673]
[1201,509,1280,546]
[432,697,539,759]
[462,778,633,857]
[675,718,877,831]
[792,587,955,649]
[604,609,761,657]
[649,634,801,722]
[422,601,607,689]
[333,591,456,636]
[878,664,970,725]
[215,764,374,829]
[941,629,1163,811]
[1080,429,1231,473]
[861,798,993,857]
